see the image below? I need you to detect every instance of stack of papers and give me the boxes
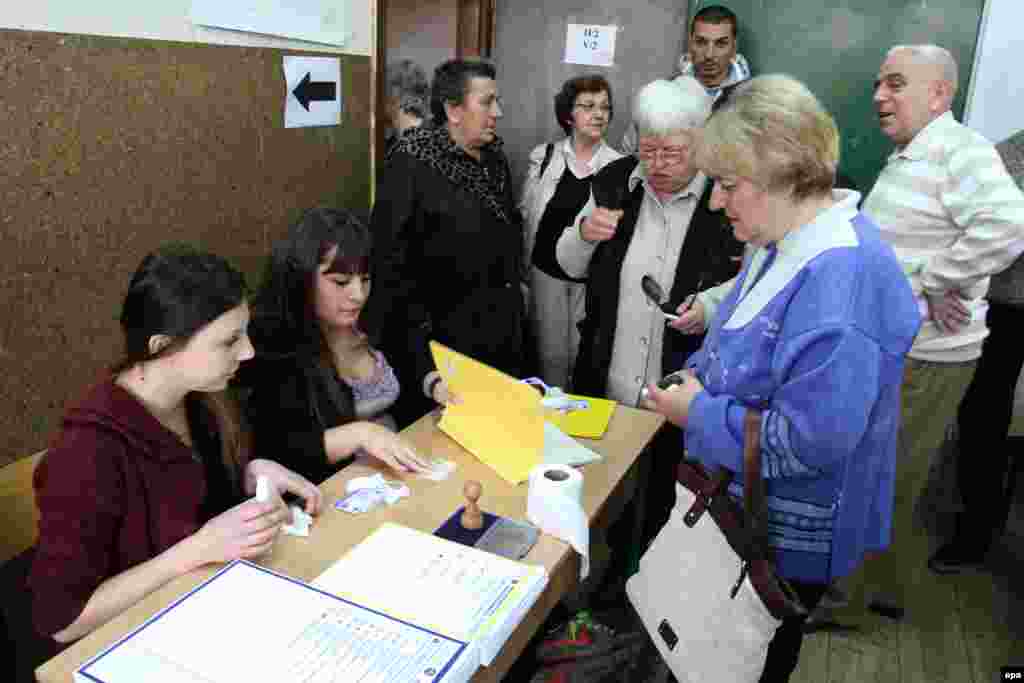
[76,523,549,682]
[75,560,477,683]
[314,523,549,668]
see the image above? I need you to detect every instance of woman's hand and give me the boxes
[190,497,289,565]
[431,379,462,407]
[358,422,432,474]
[580,207,623,243]
[244,459,323,516]
[642,371,705,428]
[668,298,706,335]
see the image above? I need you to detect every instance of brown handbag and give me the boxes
[626,410,806,682]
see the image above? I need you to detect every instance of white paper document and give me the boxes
[564,24,618,67]
[314,523,549,667]
[76,561,476,683]
[542,421,602,467]
[190,0,349,47]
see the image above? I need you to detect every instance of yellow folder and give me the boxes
[429,342,544,484]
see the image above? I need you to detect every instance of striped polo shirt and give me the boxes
[864,111,1024,362]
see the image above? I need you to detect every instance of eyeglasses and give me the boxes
[637,147,688,166]
[479,94,504,110]
[574,102,612,115]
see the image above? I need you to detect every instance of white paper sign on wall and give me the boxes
[192,0,349,47]
[283,56,342,128]
[563,24,618,67]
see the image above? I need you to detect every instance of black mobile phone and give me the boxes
[640,371,688,400]
[657,372,687,390]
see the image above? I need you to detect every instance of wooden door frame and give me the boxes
[372,0,497,175]
[456,0,496,58]
[371,0,387,195]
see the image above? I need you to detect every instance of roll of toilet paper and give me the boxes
[527,464,590,580]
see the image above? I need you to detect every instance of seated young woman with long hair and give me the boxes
[240,208,431,484]
[29,246,322,647]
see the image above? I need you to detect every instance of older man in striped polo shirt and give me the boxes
[861,44,1024,619]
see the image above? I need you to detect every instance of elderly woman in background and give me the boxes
[549,76,743,545]
[645,75,921,682]
[519,75,623,388]
[362,58,525,426]
[384,59,429,154]
[553,76,742,404]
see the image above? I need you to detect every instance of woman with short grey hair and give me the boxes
[631,77,711,139]
[542,76,744,549]
[552,76,740,404]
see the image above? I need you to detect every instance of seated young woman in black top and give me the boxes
[240,208,431,483]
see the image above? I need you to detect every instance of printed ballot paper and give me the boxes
[314,523,548,668]
[75,560,477,683]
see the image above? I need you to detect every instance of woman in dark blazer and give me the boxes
[361,58,526,427]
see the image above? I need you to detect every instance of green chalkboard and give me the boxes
[695,0,985,193]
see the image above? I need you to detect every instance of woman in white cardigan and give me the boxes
[519,75,623,388]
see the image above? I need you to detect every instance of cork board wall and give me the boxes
[0,29,371,464]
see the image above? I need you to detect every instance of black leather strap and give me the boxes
[538,142,555,179]
[742,410,770,560]
[675,409,807,620]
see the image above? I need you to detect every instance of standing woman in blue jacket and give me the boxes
[645,75,921,682]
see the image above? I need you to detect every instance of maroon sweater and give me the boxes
[29,380,239,640]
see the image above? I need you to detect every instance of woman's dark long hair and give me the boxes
[114,244,250,492]
[250,208,372,426]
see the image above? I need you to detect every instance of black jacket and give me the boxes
[237,326,356,484]
[564,156,744,397]
[361,127,526,426]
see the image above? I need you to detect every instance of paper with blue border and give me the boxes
[314,523,549,667]
[75,559,475,683]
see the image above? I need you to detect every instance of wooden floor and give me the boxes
[792,505,1024,683]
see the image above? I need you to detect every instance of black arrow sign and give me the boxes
[292,72,337,111]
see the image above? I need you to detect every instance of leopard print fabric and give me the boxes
[388,125,514,224]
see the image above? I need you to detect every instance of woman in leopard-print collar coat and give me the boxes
[361,58,527,427]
